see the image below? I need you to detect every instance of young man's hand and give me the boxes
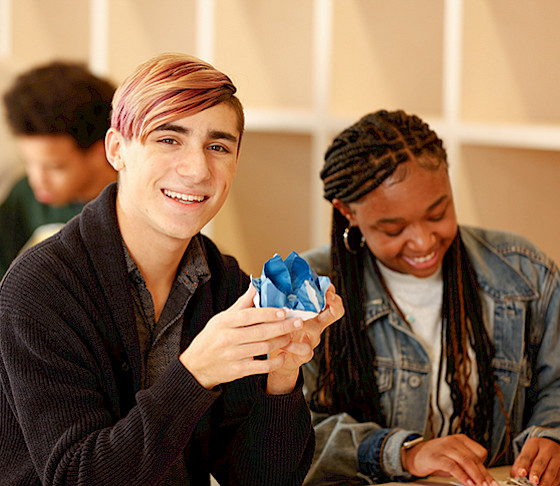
[266,284,344,395]
[180,284,306,390]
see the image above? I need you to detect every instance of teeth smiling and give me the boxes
[411,251,435,263]
[163,189,205,203]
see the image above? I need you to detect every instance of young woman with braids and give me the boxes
[302,110,560,486]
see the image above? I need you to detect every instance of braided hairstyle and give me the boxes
[311,110,502,453]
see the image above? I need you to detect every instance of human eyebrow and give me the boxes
[426,195,448,212]
[375,196,449,226]
[153,123,189,134]
[152,125,238,144]
[375,216,405,226]
[208,130,238,144]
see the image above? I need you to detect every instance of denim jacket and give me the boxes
[302,226,560,485]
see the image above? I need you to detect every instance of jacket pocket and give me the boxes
[374,357,393,392]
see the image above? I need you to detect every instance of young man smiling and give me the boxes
[0,53,343,485]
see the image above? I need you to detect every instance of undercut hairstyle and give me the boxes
[311,110,509,461]
[110,53,244,145]
[3,61,115,150]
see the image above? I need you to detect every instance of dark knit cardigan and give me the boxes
[0,183,313,485]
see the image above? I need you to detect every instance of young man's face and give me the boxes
[17,134,101,206]
[107,102,240,247]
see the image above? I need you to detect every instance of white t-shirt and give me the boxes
[376,261,478,438]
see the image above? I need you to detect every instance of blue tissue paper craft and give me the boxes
[252,251,331,319]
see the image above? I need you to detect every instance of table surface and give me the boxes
[381,466,512,486]
[210,466,512,486]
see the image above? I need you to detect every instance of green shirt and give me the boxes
[0,177,84,279]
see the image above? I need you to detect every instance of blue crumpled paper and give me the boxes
[252,251,331,319]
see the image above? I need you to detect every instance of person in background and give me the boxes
[0,61,117,278]
[302,110,560,486]
[0,52,344,485]
[0,61,21,204]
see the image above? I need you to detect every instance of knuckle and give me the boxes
[246,324,264,342]
[260,341,275,355]
[257,358,273,374]
[214,331,232,348]
[254,323,272,341]
[301,350,314,365]
[231,361,247,378]
[533,457,547,468]
[222,347,238,362]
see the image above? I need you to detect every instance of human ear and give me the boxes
[105,128,125,171]
[333,198,356,226]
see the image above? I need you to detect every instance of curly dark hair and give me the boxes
[3,61,115,150]
[312,110,508,458]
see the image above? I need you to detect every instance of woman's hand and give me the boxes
[403,434,498,486]
[511,437,560,486]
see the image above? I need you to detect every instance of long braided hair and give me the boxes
[311,110,504,454]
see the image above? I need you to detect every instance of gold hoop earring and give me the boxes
[343,226,365,254]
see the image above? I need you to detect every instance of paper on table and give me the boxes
[251,251,331,320]
[451,479,518,486]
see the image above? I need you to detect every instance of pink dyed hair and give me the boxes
[111,53,244,143]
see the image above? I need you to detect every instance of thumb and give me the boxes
[230,283,258,310]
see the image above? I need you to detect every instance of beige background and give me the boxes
[1,0,560,276]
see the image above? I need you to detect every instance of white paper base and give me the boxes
[252,293,318,321]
